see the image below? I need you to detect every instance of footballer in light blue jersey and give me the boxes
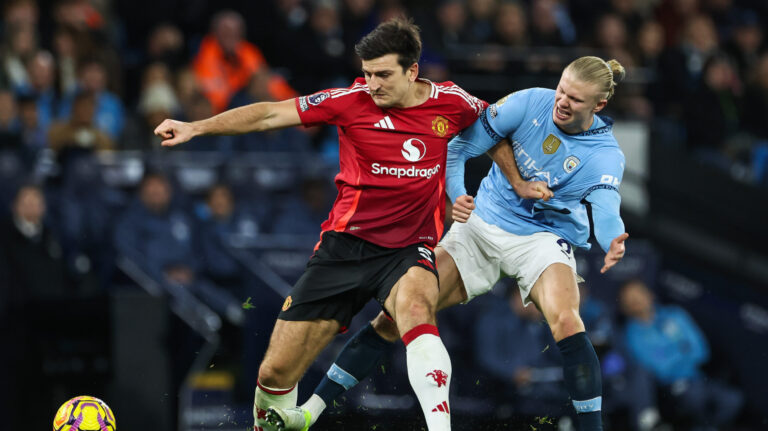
[446,86,626,253]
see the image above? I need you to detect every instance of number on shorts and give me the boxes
[557,238,572,257]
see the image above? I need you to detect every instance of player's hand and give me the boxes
[601,232,629,273]
[154,119,196,147]
[452,195,475,223]
[513,180,554,201]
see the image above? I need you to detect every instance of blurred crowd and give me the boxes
[1,0,765,429]
[457,278,744,430]
[0,0,766,175]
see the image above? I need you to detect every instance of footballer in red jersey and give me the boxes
[155,18,485,431]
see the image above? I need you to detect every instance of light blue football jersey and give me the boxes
[446,88,625,251]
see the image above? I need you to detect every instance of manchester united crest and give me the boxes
[282,295,293,311]
[426,369,449,387]
[542,134,561,155]
[432,116,449,137]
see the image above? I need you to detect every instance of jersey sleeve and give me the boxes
[294,87,351,127]
[446,109,502,202]
[586,188,624,252]
[579,149,626,252]
[484,89,533,139]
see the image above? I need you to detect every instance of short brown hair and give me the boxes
[354,17,422,72]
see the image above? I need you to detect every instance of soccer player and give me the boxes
[154,19,486,431]
[276,56,628,431]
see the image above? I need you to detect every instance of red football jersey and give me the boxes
[295,77,487,248]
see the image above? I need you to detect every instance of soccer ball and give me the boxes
[53,396,116,431]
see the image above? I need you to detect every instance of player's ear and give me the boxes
[593,99,608,113]
[407,63,418,82]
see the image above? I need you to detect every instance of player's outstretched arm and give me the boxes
[487,140,553,201]
[154,99,301,147]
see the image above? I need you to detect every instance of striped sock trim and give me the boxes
[257,381,296,395]
[402,324,439,347]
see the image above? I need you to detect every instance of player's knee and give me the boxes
[371,313,400,342]
[258,361,292,388]
[549,309,584,341]
[396,294,434,322]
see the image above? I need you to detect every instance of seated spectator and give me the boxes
[724,9,763,84]
[0,184,70,298]
[145,23,186,73]
[1,19,37,92]
[474,286,569,417]
[17,93,47,162]
[464,0,498,44]
[271,177,333,236]
[580,283,662,431]
[634,20,666,117]
[196,183,260,288]
[113,172,197,284]
[193,10,296,114]
[21,50,60,130]
[682,54,741,157]
[48,91,113,156]
[51,26,82,96]
[492,1,528,48]
[619,279,743,429]
[285,0,350,93]
[58,57,124,139]
[658,14,721,117]
[420,0,467,57]
[0,90,22,149]
[529,0,576,47]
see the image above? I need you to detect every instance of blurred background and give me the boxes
[0,0,767,430]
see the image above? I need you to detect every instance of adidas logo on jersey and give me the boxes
[374,116,395,129]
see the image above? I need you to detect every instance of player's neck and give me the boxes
[398,80,430,108]
[559,115,595,135]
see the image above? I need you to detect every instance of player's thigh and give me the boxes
[438,215,501,303]
[260,318,340,385]
[499,231,579,306]
[434,245,468,311]
[383,265,439,332]
[527,263,583,340]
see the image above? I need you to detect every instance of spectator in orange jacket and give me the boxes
[193,10,296,113]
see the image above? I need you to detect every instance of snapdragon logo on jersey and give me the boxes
[401,138,426,162]
[371,138,441,179]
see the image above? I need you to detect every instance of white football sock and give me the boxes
[403,324,452,431]
[301,394,327,426]
[253,382,298,431]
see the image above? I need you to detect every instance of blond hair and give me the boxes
[565,56,626,100]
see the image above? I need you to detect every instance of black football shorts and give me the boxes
[278,231,439,330]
